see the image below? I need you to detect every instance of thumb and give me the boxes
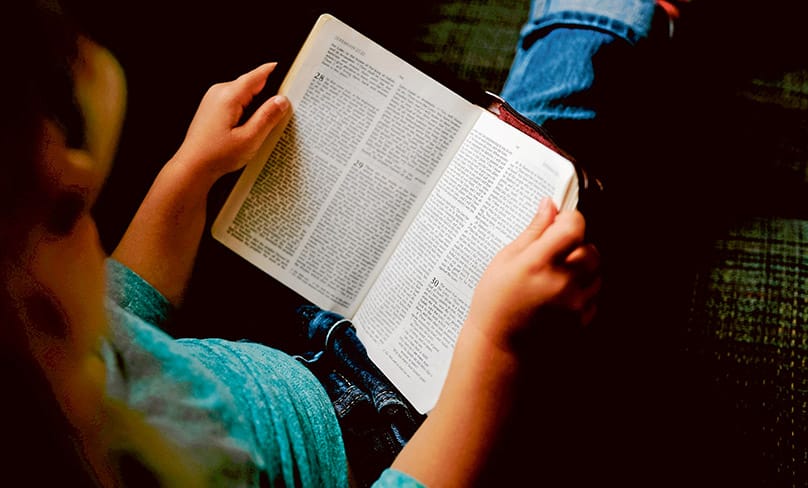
[238,94,290,142]
[511,197,557,250]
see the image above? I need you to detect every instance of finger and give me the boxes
[527,210,586,263]
[239,94,290,142]
[565,243,600,277]
[554,264,601,308]
[231,62,278,105]
[510,197,557,251]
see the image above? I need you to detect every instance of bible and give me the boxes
[212,13,597,414]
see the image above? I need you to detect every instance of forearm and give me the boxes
[109,64,289,307]
[111,157,218,306]
[391,325,521,487]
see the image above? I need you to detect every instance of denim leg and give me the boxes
[293,305,425,488]
[500,0,657,126]
[501,28,622,124]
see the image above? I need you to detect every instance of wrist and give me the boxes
[163,153,221,195]
[456,322,522,373]
[459,314,529,368]
[437,323,523,410]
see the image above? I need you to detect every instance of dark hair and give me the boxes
[0,2,100,485]
[0,5,201,485]
[0,0,84,224]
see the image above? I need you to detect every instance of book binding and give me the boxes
[483,91,604,211]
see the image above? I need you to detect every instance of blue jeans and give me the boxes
[501,0,657,126]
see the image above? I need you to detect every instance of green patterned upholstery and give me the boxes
[411,0,527,92]
[687,217,808,485]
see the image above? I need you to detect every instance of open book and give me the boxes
[212,14,592,414]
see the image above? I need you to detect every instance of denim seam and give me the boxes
[333,383,368,418]
[532,11,643,44]
[374,390,407,410]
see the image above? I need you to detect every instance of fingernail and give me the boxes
[273,95,290,111]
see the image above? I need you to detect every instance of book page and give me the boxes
[353,109,577,413]
[212,15,480,316]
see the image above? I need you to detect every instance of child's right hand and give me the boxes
[464,197,601,356]
[393,199,600,485]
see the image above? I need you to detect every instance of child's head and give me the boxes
[3,1,208,482]
[1,0,125,327]
[0,1,138,484]
[2,0,124,374]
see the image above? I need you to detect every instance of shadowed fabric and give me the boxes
[105,260,348,487]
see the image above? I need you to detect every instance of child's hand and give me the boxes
[170,62,290,181]
[465,197,601,355]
